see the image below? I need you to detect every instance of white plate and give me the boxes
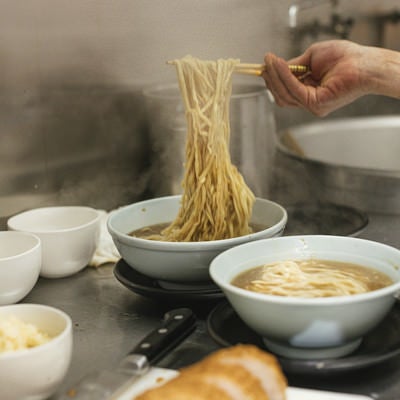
[286,387,373,400]
[118,367,373,400]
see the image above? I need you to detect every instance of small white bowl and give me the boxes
[0,231,41,305]
[8,206,101,278]
[0,303,73,400]
[107,195,287,284]
[210,235,400,360]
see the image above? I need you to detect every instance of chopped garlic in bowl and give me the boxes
[0,315,51,353]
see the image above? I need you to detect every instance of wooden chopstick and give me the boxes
[235,63,310,77]
[166,60,310,77]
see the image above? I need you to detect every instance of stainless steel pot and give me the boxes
[143,83,276,198]
[275,115,400,214]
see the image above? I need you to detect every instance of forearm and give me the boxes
[362,46,400,99]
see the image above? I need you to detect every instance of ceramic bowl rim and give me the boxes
[0,231,41,262]
[107,195,288,250]
[210,235,400,306]
[7,206,101,234]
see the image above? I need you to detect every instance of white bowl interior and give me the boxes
[281,116,400,171]
[114,196,180,234]
[0,231,40,259]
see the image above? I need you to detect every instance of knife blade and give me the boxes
[57,308,197,400]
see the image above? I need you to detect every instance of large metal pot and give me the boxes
[275,115,400,214]
[143,83,276,198]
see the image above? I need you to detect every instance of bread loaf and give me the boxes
[135,344,287,400]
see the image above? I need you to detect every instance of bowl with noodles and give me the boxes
[109,56,287,286]
[210,235,400,360]
[107,195,287,284]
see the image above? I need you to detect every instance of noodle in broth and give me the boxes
[232,259,393,298]
[148,56,255,242]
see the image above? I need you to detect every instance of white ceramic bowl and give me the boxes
[107,195,287,284]
[0,231,41,305]
[210,235,400,360]
[8,206,101,278]
[0,303,73,400]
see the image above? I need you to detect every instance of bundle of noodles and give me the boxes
[155,56,255,242]
[135,345,287,400]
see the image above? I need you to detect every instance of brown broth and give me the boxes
[129,222,268,239]
[231,259,394,297]
[130,222,170,238]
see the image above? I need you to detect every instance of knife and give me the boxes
[57,308,197,400]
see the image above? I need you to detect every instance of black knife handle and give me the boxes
[128,308,197,365]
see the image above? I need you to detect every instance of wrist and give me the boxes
[361,46,400,98]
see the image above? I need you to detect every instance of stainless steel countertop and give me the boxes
[24,211,400,400]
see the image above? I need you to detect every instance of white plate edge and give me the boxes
[118,367,374,400]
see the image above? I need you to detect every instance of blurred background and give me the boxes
[0,0,399,223]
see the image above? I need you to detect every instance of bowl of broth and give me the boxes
[107,195,287,284]
[209,235,400,360]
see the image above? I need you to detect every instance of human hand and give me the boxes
[263,40,375,116]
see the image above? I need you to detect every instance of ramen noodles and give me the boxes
[231,259,393,298]
[147,56,255,242]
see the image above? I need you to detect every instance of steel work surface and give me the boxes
[24,212,400,400]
